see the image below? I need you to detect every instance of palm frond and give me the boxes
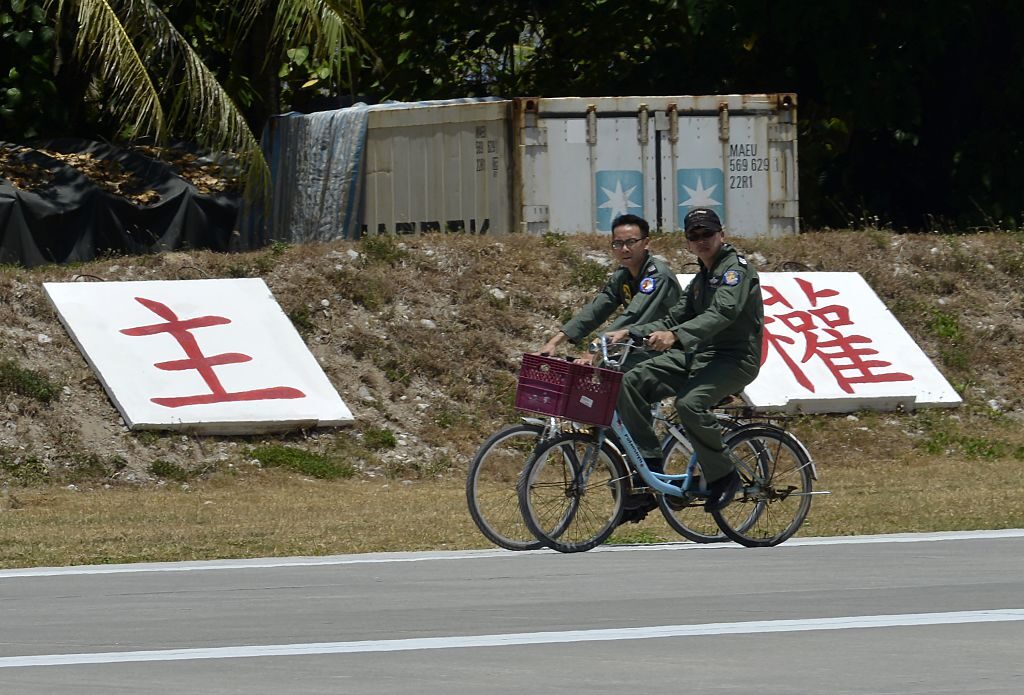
[121,0,269,198]
[48,0,166,140]
[271,0,372,92]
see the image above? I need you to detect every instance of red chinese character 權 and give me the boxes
[761,280,913,394]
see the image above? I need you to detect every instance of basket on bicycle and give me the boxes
[514,354,623,427]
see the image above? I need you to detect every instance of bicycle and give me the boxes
[467,349,747,550]
[516,337,823,553]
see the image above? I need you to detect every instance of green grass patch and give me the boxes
[0,359,60,403]
[361,234,409,265]
[287,306,315,336]
[250,445,356,480]
[568,258,608,289]
[363,427,397,450]
[0,451,49,485]
[929,310,963,341]
[148,460,192,482]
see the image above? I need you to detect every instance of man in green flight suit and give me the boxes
[607,207,764,512]
[538,213,681,523]
[537,213,681,369]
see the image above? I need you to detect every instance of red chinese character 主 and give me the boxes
[120,297,305,407]
[761,278,913,394]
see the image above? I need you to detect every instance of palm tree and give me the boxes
[46,0,370,197]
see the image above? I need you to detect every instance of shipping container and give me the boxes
[362,99,514,236]
[244,94,798,246]
[512,94,798,237]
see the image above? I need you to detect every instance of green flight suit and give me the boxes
[617,243,764,481]
[560,252,681,370]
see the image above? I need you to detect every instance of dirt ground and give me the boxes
[1,228,1022,488]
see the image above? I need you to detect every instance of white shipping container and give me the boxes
[513,94,798,237]
[355,94,798,238]
[361,99,513,236]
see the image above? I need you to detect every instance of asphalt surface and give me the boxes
[2,530,1023,694]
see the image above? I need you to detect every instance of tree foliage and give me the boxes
[2,0,1023,229]
[0,0,64,137]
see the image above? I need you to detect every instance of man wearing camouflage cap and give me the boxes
[606,207,764,512]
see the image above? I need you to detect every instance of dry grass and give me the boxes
[3,450,1023,568]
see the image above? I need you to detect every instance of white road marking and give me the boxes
[2,609,1022,668]
[1,529,1023,579]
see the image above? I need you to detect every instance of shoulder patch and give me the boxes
[723,269,743,286]
[737,256,748,266]
[639,277,657,294]
[646,264,657,275]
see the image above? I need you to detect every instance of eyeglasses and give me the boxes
[611,237,644,250]
[685,228,719,242]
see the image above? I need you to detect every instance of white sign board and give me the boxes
[677,272,962,414]
[44,279,353,434]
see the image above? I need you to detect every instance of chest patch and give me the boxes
[708,275,722,287]
[622,283,633,303]
[639,277,657,294]
[723,269,743,286]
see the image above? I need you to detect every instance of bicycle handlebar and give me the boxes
[588,334,647,369]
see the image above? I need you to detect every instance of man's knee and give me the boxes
[674,390,714,417]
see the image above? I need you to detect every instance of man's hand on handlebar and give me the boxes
[603,329,630,344]
[644,330,677,352]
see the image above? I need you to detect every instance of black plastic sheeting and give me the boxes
[0,139,240,267]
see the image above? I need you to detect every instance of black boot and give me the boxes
[704,469,741,512]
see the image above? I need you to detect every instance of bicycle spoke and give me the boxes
[657,432,729,543]
[466,424,546,551]
[519,433,626,553]
[712,427,813,547]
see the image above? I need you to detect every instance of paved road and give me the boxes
[2,530,1023,694]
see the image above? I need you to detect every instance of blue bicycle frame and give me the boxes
[597,410,706,498]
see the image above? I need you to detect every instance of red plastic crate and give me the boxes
[514,354,574,419]
[563,363,623,426]
[514,354,623,426]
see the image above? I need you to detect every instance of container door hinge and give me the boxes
[718,103,730,142]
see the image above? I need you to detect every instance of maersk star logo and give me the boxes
[595,170,643,231]
[677,168,725,229]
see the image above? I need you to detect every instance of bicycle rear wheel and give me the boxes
[712,426,814,547]
[466,423,546,551]
[518,433,626,553]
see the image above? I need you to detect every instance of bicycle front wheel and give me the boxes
[466,423,546,551]
[518,433,627,553]
[712,426,814,547]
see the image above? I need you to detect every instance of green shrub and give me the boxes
[363,427,397,450]
[0,359,60,403]
[287,306,315,336]
[361,235,409,265]
[250,445,355,480]
[149,460,190,482]
[569,258,608,289]
[0,451,49,485]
